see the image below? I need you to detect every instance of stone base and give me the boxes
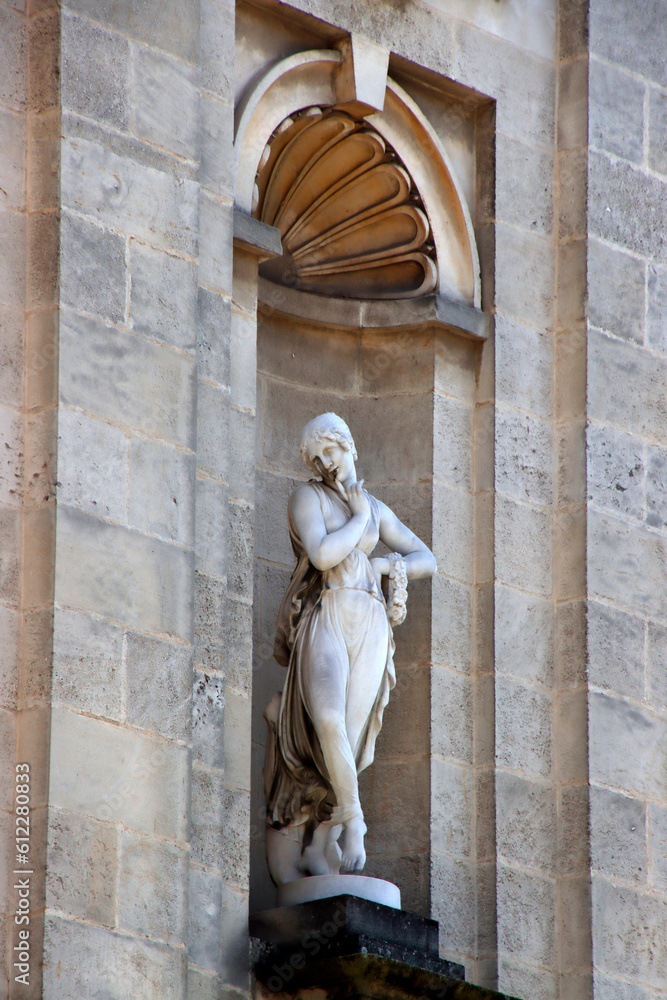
[277,874,401,909]
[250,896,522,1000]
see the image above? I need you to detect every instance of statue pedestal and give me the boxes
[276,874,401,909]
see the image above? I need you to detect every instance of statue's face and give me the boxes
[308,439,354,483]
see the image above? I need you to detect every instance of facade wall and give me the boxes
[0,2,665,1000]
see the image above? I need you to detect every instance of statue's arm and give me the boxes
[376,500,437,580]
[289,484,370,572]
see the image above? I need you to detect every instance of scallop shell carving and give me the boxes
[254,110,438,300]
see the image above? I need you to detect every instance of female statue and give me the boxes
[263,413,437,884]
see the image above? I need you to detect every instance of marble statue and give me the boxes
[263,413,437,885]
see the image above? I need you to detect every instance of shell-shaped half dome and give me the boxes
[254,109,438,300]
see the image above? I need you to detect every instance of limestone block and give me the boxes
[558,148,587,242]
[0,206,26,309]
[43,916,187,1000]
[557,419,586,508]
[497,864,555,969]
[25,308,58,411]
[555,688,589,784]
[130,241,197,351]
[589,692,665,801]
[46,808,118,925]
[56,506,194,640]
[587,421,644,519]
[496,772,556,874]
[590,59,645,164]
[649,87,667,176]
[0,604,19,709]
[28,9,59,112]
[590,786,647,884]
[0,504,20,607]
[558,785,591,877]
[589,508,667,619]
[377,661,430,759]
[188,867,223,972]
[0,7,26,111]
[495,495,552,596]
[647,623,667,713]
[495,406,552,506]
[588,329,667,444]
[557,876,592,974]
[430,854,475,957]
[362,759,430,856]
[21,607,54,708]
[0,402,23,506]
[118,832,189,945]
[0,707,16,810]
[589,150,667,267]
[432,483,472,584]
[431,759,473,859]
[199,190,233,295]
[646,444,667,528]
[201,92,234,200]
[559,0,589,61]
[431,574,472,673]
[192,669,225,770]
[196,477,228,581]
[125,633,192,742]
[63,0,200,63]
[231,308,257,412]
[495,584,553,686]
[558,58,588,152]
[334,34,389,117]
[555,327,586,422]
[431,666,473,765]
[132,45,199,160]
[128,436,196,545]
[221,884,250,990]
[23,503,56,609]
[557,239,586,331]
[495,224,554,331]
[433,393,472,492]
[588,239,645,343]
[60,211,126,325]
[497,959,557,1000]
[455,23,555,147]
[223,689,251,793]
[496,676,552,779]
[647,264,667,354]
[57,407,128,521]
[197,381,229,483]
[255,470,293,566]
[50,707,190,840]
[590,0,667,89]
[649,803,667,892]
[495,133,553,236]
[61,136,199,255]
[0,108,26,211]
[198,287,231,388]
[433,333,477,404]
[591,975,655,1000]
[28,107,60,212]
[592,877,667,988]
[200,0,233,101]
[588,601,645,701]
[258,315,357,394]
[61,11,130,130]
[191,767,250,882]
[0,305,23,408]
[227,499,253,600]
[195,574,251,693]
[60,309,196,449]
[359,328,433,398]
[495,315,553,418]
[52,608,123,720]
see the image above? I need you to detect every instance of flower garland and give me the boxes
[386,552,408,626]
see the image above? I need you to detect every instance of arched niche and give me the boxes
[231,42,493,934]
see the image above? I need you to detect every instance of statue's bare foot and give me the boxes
[340,818,366,873]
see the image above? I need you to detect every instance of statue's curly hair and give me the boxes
[299,413,358,473]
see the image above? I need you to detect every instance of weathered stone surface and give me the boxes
[590,974,655,1000]
[195,573,251,692]
[558,148,587,243]
[495,132,553,236]
[589,508,667,619]
[589,692,666,801]
[495,495,552,596]
[0,208,26,311]
[57,407,128,521]
[647,264,667,355]
[433,392,472,492]
[196,477,228,581]
[196,381,229,483]
[63,0,200,63]
[588,239,645,343]
[125,632,192,742]
[132,45,199,160]
[198,286,231,387]
[46,808,118,925]
[199,190,233,294]
[592,876,667,988]
[496,772,556,873]
[62,135,199,255]
[590,786,647,884]
[0,402,23,506]
[61,11,130,130]
[0,7,27,112]
[128,436,196,545]
[188,867,223,972]
[52,608,123,720]
[495,315,552,418]
[192,669,225,770]
[191,767,250,880]
[0,605,19,709]
[586,421,644,518]
[589,151,667,267]
[495,406,552,506]
[646,622,667,713]
[430,853,475,956]
[130,241,198,351]
[0,109,26,212]
[588,329,667,445]
[60,210,126,324]
[589,59,645,164]
[0,504,20,606]
[50,707,190,840]
[118,832,189,945]
[587,600,645,701]
[646,444,667,528]
[60,309,196,449]
[431,573,472,673]
[432,483,473,584]
[43,915,187,1000]
[431,666,473,764]
[56,506,194,640]
[495,225,554,331]
[649,86,667,176]
[590,0,667,89]
[558,57,588,152]
[558,785,590,877]
[201,92,234,199]
[496,677,552,779]
[649,802,667,893]
[496,584,553,686]
[497,865,555,969]
[200,0,234,101]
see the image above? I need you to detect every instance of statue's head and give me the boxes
[299,412,357,474]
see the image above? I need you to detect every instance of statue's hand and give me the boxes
[347,480,370,520]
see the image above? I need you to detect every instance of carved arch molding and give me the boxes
[234,45,482,310]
